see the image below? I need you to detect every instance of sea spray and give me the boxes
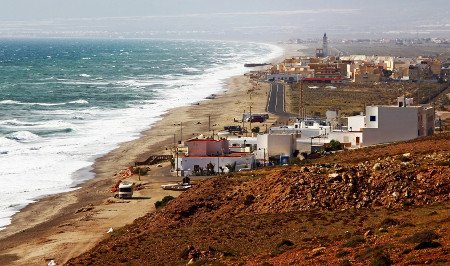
[0,38,283,229]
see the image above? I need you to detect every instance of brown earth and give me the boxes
[286,82,449,118]
[67,133,450,265]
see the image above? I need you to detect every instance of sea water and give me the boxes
[0,38,283,229]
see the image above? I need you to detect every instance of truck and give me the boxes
[118,182,134,199]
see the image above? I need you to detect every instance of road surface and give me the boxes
[266,82,293,118]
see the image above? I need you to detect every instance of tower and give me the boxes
[322,33,328,57]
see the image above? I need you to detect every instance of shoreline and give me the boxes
[0,42,304,265]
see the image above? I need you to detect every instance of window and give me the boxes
[370,116,376,122]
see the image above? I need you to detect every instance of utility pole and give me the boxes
[176,146,179,177]
[249,105,252,136]
[180,122,183,143]
[243,109,247,137]
[299,79,305,119]
[208,115,211,133]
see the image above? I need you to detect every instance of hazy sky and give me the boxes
[0,0,449,40]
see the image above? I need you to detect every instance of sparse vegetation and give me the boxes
[402,230,440,243]
[336,250,351,258]
[244,194,255,206]
[132,166,148,175]
[370,253,392,266]
[154,195,175,209]
[342,235,365,247]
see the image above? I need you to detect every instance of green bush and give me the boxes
[402,230,440,243]
[132,167,148,175]
[155,195,175,209]
[251,126,260,133]
[329,139,342,151]
[336,250,351,258]
[370,253,392,266]
[342,235,365,247]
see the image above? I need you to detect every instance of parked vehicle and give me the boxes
[224,125,242,133]
[118,182,133,199]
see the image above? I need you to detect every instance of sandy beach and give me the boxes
[0,43,305,265]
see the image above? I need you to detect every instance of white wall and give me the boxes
[329,131,363,148]
[347,115,365,131]
[365,106,379,128]
[176,155,255,175]
[256,134,295,159]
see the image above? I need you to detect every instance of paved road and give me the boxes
[266,82,292,118]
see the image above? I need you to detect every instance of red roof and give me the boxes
[302,77,343,81]
[180,155,246,158]
[186,138,226,142]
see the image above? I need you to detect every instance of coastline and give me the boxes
[0,42,304,265]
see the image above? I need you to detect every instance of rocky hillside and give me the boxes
[68,133,450,265]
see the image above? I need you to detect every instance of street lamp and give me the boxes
[173,122,183,144]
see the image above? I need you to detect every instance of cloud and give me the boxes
[49,8,359,22]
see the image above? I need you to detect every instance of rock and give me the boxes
[403,153,411,158]
[311,247,326,256]
[392,192,400,199]
[364,230,373,238]
[373,163,382,170]
[416,173,424,181]
[187,258,195,264]
[379,227,388,233]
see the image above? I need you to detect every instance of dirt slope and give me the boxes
[68,133,450,265]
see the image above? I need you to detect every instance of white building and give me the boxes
[176,154,255,176]
[175,138,256,176]
[328,97,435,147]
[269,119,331,140]
[267,73,302,82]
[255,134,296,160]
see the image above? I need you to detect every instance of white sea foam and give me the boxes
[0,99,89,106]
[0,100,21,105]
[5,131,41,142]
[68,99,89,105]
[0,41,284,230]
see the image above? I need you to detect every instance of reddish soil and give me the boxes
[67,133,450,265]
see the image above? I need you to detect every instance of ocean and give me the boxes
[0,38,283,229]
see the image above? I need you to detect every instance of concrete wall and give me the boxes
[186,140,229,157]
[256,134,296,159]
[347,115,365,131]
[420,107,435,136]
[177,155,255,175]
[365,106,379,128]
[363,106,419,146]
[329,131,363,148]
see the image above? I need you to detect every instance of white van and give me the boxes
[118,182,133,199]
